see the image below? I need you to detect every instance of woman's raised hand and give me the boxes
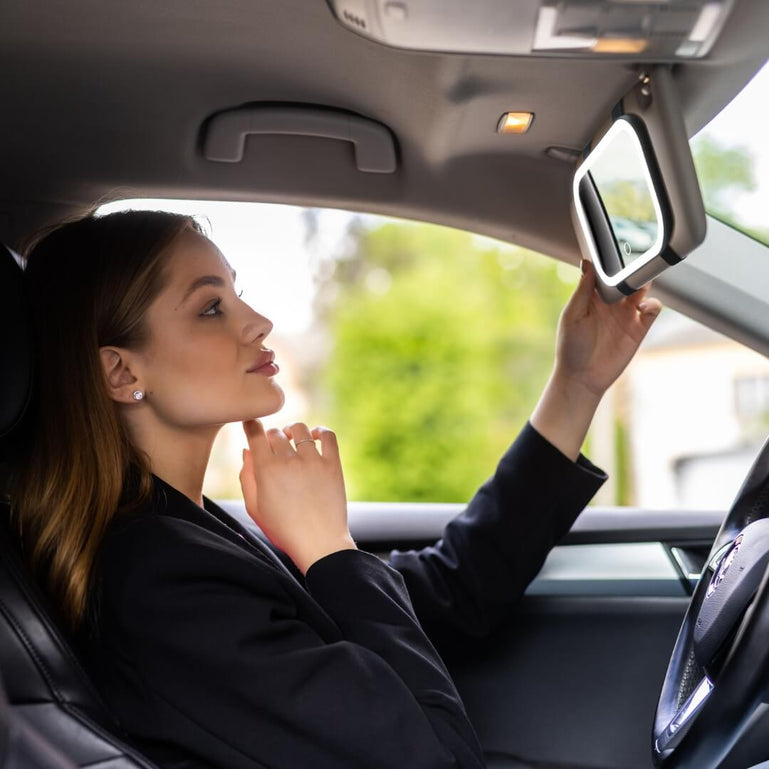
[554,259,662,397]
[239,419,356,575]
[530,260,662,461]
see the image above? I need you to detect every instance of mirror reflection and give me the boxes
[578,120,663,278]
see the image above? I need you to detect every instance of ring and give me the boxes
[295,439,315,447]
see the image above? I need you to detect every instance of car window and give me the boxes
[597,307,769,510]
[99,198,769,512]
[690,59,769,246]
[99,198,579,503]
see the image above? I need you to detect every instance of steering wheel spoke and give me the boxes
[655,677,713,757]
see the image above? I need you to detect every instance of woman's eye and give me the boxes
[201,298,223,317]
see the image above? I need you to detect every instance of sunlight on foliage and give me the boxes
[308,220,576,502]
[691,135,769,246]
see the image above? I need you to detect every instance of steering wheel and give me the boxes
[653,435,769,768]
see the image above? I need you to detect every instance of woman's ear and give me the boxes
[99,347,143,404]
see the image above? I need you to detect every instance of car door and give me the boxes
[352,503,713,769]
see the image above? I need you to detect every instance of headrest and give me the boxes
[0,244,33,456]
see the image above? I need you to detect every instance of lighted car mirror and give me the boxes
[572,67,707,303]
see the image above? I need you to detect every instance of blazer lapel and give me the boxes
[151,476,291,576]
[203,496,306,582]
[149,475,345,643]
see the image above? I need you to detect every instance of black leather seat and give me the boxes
[0,668,75,769]
[0,242,159,769]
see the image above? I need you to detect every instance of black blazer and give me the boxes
[80,423,605,769]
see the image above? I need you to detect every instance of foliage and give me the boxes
[691,134,756,216]
[310,221,575,502]
[691,135,769,245]
[613,416,631,506]
[600,180,657,223]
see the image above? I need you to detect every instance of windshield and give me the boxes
[690,59,769,245]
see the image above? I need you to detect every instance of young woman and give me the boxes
[12,210,661,769]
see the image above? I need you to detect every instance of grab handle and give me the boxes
[203,105,397,173]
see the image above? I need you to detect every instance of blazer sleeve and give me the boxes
[388,422,607,651]
[93,517,485,769]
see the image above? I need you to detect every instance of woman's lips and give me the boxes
[251,360,279,376]
[247,351,279,376]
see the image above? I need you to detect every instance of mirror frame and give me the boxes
[573,114,672,293]
[571,66,707,304]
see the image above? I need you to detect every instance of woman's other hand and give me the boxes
[239,419,356,574]
[530,260,662,460]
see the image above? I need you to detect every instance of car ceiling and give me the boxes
[0,0,767,263]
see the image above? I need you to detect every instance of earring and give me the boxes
[132,390,144,401]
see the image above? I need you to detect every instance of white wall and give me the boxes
[625,318,769,508]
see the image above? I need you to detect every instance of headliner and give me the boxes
[0,0,767,257]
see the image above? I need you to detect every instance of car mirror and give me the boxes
[572,66,707,303]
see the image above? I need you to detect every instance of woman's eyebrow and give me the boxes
[179,275,228,306]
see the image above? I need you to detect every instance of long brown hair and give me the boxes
[11,209,200,631]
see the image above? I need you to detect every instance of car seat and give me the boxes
[0,242,160,769]
[0,669,75,769]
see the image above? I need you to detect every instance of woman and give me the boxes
[11,210,661,769]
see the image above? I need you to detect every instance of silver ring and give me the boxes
[295,439,315,447]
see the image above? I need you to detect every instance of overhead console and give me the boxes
[327,0,734,60]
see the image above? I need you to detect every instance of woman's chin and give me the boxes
[246,388,286,419]
[270,384,286,412]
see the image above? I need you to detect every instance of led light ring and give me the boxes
[573,115,670,288]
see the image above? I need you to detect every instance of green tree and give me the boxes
[310,221,575,502]
[691,134,756,219]
[691,135,769,244]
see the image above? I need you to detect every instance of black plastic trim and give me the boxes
[220,502,724,548]
[660,245,683,266]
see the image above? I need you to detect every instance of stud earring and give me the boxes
[132,390,144,401]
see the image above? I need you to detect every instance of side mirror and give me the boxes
[572,67,707,303]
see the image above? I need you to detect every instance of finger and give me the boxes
[242,419,273,459]
[239,449,258,509]
[565,258,597,317]
[637,297,663,322]
[632,283,650,302]
[616,284,648,315]
[616,280,656,317]
[312,426,339,460]
[266,426,294,457]
[284,422,315,450]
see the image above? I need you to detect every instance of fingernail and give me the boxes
[638,301,648,312]
[580,259,586,274]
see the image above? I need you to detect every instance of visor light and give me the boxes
[497,112,534,134]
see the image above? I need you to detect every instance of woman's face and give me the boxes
[134,228,285,429]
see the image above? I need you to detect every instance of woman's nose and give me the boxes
[243,311,273,344]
